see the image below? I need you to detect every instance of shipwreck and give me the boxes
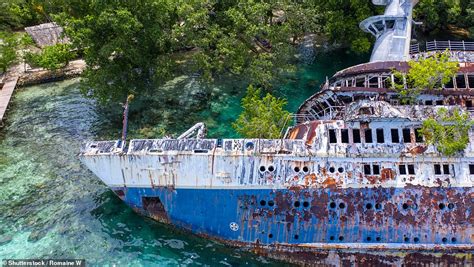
[80,0,474,265]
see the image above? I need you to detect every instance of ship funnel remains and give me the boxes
[360,0,418,62]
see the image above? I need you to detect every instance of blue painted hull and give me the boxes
[112,186,473,247]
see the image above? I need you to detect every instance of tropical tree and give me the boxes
[393,51,459,103]
[233,85,291,139]
[25,43,76,70]
[422,108,473,156]
[0,31,18,73]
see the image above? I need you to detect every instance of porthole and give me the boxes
[329,167,335,173]
[268,200,274,207]
[438,203,445,210]
[268,165,275,172]
[366,203,373,210]
[260,200,266,206]
[245,142,254,150]
[448,203,455,209]
[329,202,336,209]
[259,166,266,172]
[375,203,382,210]
[294,166,300,172]
[303,201,310,208]
[302,166,309,173]
[338,167,344,173]
[339,203,345,209]
[294,201,301,208]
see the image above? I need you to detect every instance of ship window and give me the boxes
[434,164,442,175]
[373,164,380,175]
[393,75,403,88]
[469,164,474,175]
[467,100,473,109]
[402,128,411,143]
[399,165,407,175]
[391,129,400,143]
[355,77,365,87]
[386,20,395,29]
[468,75,474,88]
[376,129,384,143]
[415,128,423,142]
[368,76,379,88]
[341,129,349,143]
[365,129,373,143]
[353,129,361,143]
[329,129,337,143]
[456,75,466,88]
[444,77,454,89]
[443,164,450,174]
[382,76,391,88]
[407,164,415,175]
[364,164,371,175]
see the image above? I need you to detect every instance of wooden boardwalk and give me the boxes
[0,75,19,126]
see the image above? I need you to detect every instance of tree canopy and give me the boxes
[393,51,459,103]
[233,85,291,139]
[422,108,473,156]
[26,43,76,70]
[0,31,18,73]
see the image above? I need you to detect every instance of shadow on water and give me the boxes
[0,49,368,265]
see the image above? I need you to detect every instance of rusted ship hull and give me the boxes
[109,185,473,265]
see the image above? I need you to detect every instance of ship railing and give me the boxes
[410,41,474,54]
[292,105,346,124]
[426,40,474,52]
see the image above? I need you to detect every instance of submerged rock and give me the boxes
[0,235,12,246]
[28,229,47,242]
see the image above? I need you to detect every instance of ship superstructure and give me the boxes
[80,0,473,265]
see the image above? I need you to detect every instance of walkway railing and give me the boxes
[411,41,474,54]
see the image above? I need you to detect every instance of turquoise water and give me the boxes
[0,50,366,266]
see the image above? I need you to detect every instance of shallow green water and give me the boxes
[0,50,366,266]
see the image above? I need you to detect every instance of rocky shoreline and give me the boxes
[17,59,86,87]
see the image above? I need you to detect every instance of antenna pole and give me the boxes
[121,94,134,149]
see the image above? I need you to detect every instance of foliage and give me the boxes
[393,51,459,103]
[0,31,18,73]
[414,0,474,35]
[26,43,76,70]
[314,1,381,53]
[422,108,473,156]
[233,85,291,139]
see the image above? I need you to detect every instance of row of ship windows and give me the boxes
[260,163,474,175]
[332,74,474,90]
[359,163,472,175]
[328,128,423,144]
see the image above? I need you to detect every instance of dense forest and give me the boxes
[1,0,473,137]
[1,1,472,100]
